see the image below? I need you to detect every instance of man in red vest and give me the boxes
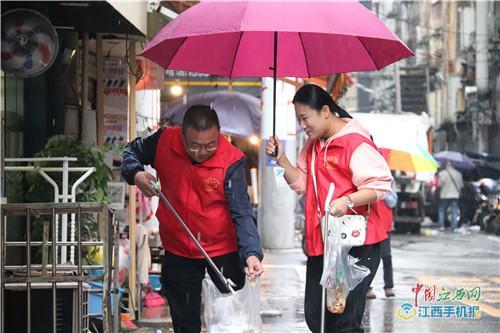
[122,105,263,333]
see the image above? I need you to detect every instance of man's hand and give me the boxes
[244,255,263,279]
[134,171,158,197]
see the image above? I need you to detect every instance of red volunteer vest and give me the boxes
[304,133,390,256]
[154,127,244,259]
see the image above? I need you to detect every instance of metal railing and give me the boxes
[4,157,96,264]
[0,202,119,333]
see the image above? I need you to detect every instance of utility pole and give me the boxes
[258,78,296,249]
[394,3,402,114]
[475,0,490,153]
[439,0,449,150]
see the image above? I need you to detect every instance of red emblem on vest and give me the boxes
[203,177,221,192]
[325,156,338,169]
[352,230,360,238]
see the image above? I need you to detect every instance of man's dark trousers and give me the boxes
[161,251,245,333]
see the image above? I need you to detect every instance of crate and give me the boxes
[87,281,122,318]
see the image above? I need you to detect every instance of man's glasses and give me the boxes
[185,142,218,154]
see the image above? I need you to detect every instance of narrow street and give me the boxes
[260,229,500,333]
[138,228,500,333]
[364,229,500,332]
[2,1,500,333]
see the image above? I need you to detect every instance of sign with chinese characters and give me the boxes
[103,59,128,168]
[397,282,482,320]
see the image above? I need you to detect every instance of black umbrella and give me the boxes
[470,159,500,180]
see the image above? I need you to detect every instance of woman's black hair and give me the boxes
[292,84,352,119]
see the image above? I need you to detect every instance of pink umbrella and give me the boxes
[142,0,413,153]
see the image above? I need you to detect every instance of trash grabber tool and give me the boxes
[321,183,335,333]
[149,180,236,294]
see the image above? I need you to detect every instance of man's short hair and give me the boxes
[182,105,221,134]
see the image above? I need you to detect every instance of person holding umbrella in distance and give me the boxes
[267,84,392,333]
[122,105,263,333]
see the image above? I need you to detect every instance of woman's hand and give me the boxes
[265,136,285,162]
[329,196,349,217]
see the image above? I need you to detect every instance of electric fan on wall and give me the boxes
[1,9,59,78]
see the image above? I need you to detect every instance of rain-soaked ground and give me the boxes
[136,226,500,333]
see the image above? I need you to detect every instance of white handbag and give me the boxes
[322,213,367,247]
[311,142,368,247]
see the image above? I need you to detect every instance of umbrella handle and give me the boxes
[268,136,279,158]
[271,31,278,157]
[148,180,237,294]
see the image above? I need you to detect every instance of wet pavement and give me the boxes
[136,228,500,333]
[364,228,500,332]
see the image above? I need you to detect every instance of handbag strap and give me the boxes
[445,168,461,193]
[310,140,369,217]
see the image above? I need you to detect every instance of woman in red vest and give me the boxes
[266,84,392,333]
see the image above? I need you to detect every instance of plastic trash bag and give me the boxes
[320,216,370,314]
[202,275,262,333]
[117,238,131,287]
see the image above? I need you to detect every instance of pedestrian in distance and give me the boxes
[367,180,397,299]
[437,161,464,231]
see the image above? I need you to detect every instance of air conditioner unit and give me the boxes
[4,283,89,333]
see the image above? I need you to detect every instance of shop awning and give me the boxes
[1,1,147,36]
